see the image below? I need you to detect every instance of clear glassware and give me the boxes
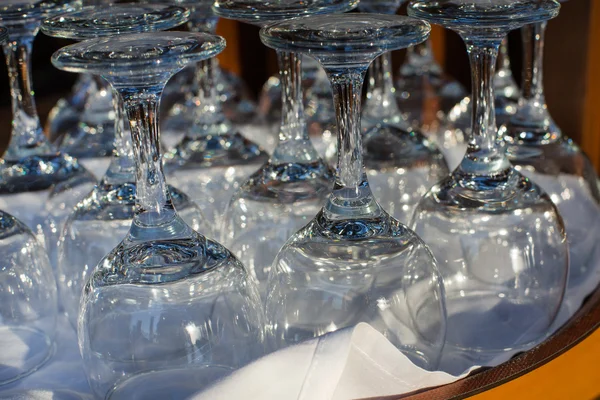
[0,209,57,386]
[214,0,357,300]
[52,31,265,398]
[0,26,57,382]
[253,55,336,156]
[408,0,568,373]
[343,0,449,223]
[395,38,466,135]
[162,1,269,232]
[159,0,256,137]
[303,55,337,157]
[42,3,206,325]
[500,21,600,299]
[261,13,447,370]
[441,38,520,169]
[0,0,93,242]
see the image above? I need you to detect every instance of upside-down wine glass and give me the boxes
[441,37,520,169]
[214,0,357,300]
[0,22,57,389]
[0,210,58,386]
[46,0,119,175]
[159,0,256,146]
[349,0,449,223]
[42,3,207,326]
[44,0,112,154]
[163,1,269,232]
[408,0,568,374]
[261,13,447,370]
[500,19,600,304]
[52,31,265,399]
[0,0,93,241]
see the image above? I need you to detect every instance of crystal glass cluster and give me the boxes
[0,0,591,395]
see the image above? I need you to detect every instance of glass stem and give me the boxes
[119,84,179,233]
[277,51,307,143]
[515,22,554,131]
[186,17,225,139]
[521,22,546,103]
[329,69,367,190]
[496,38,512,78]
[2,33,53,161]
[101,87,136,186]
[192,57,226,130]
[460,39,510,175]
[364,52,402,122]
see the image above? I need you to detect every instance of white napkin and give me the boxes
[193,323,476,400]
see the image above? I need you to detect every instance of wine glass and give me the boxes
[0,209,58,386]
[42,3,206,327]
[0,26,57,386]
[158,0,256,138]
[0,0,94,242]
[441,38,520,170]
[45,0,119,175]
[52,31,265,398]
[500,19,600,305]
[261,13,447,370]
[156,1,256,135]
[161,1,269,233]
[350,0,449,223]
[408,0,568,373]
[214,0,357,300]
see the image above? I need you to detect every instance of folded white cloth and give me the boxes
[193,323,476,400]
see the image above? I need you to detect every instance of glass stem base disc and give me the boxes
[0,153,91,194]
[166,131,268,169]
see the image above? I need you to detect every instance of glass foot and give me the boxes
[0,153,91,194]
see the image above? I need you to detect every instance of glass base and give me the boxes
[266,210,444,370]
[363,124,449,223]
[223,160,332,299]
[0,326,54,386]
[0,153,91,194]
[167,132,268,170]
